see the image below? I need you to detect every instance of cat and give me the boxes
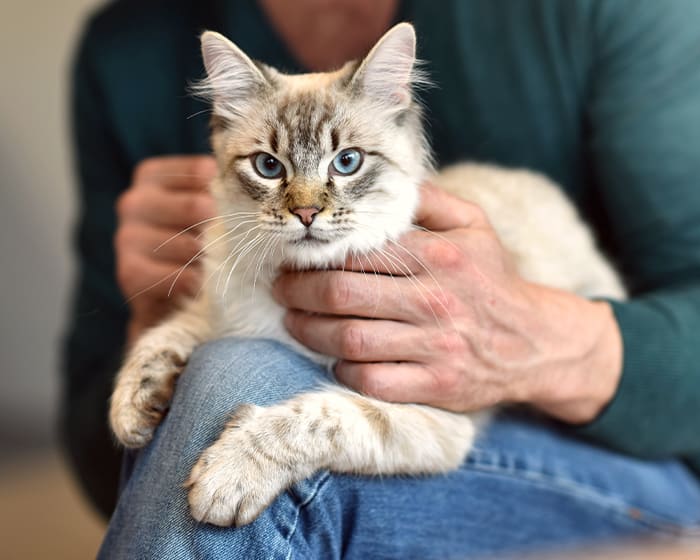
[109,23,625,527]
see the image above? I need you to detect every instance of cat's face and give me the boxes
[199,23,429,268]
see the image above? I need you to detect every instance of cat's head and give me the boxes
[197,23,430,268]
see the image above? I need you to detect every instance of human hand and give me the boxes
[273,182,623,424]
[115,156,217,344]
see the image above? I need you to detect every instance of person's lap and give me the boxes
[99,338,700,559]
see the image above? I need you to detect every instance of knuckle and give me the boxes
[434,330,466,355]
[423,239,465,271]
[432,366,462,397]
[116,189,139,218]
[133,158,160,182]
[464,201,488,224]
[440,244,466,271]
[338,322,365,360]
[113,224,133,251]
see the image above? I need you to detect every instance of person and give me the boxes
[63,0,700,557]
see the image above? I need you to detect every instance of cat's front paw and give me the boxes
[187,404,314,527]
[110,348,186,448]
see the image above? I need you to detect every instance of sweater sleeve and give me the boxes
[576,0,700,463]
[61,17,131,517]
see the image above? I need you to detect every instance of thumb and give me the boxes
[414,181,487,231]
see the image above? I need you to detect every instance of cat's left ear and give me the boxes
[350,23,419,108]
[196,31,270,119]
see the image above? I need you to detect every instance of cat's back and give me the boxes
[433,163,625,299]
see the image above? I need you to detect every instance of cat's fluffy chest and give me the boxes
[205,256,334,368]
[109,23,627,528]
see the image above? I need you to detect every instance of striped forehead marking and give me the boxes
[275,95,338,174]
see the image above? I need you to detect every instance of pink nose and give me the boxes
[291,206,321,227]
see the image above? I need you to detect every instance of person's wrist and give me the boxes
[525,291,623,424]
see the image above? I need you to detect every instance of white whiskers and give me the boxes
[154,211,258,252]
[167,221,255,297]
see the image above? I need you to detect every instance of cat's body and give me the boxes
[110,24,624,527]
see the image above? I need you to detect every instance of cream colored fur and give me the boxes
[110,23,624,527]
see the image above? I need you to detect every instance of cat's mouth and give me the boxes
[291,230,333,245]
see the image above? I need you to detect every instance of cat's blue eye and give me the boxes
[252,152,285,179]
[330,148,364,176]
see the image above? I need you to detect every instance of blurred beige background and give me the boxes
[0,0,106,558]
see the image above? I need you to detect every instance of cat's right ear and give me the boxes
[349,23,422,109]
[195,31,269,119]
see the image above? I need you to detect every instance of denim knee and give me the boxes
[174,337,327,414]
[99,338,332,560]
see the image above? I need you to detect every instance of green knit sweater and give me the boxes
[63,0,700,516]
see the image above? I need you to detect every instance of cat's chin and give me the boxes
[282,242,350,271]
[281,234,388,271]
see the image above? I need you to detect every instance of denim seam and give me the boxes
[284,472,332,560]
[465,459,700,536]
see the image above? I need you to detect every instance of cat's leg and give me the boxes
[110,296,212,448]
[187,387,482,526]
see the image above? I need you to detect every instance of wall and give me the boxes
[0,0,103,453]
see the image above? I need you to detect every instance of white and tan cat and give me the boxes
[109,23,624,527]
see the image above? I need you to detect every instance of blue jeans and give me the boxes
[99,339,700,559]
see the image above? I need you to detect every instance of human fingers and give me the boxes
[132,155,217,191]
[116,250,201,301]
[341,237,427,275]
[272,270,447,323]
[283,313,431,362]
[414,181,488,231]
[115,222,204,265]
[343,229,462,277]
[334,361,466,409]
[117,187,216,230]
